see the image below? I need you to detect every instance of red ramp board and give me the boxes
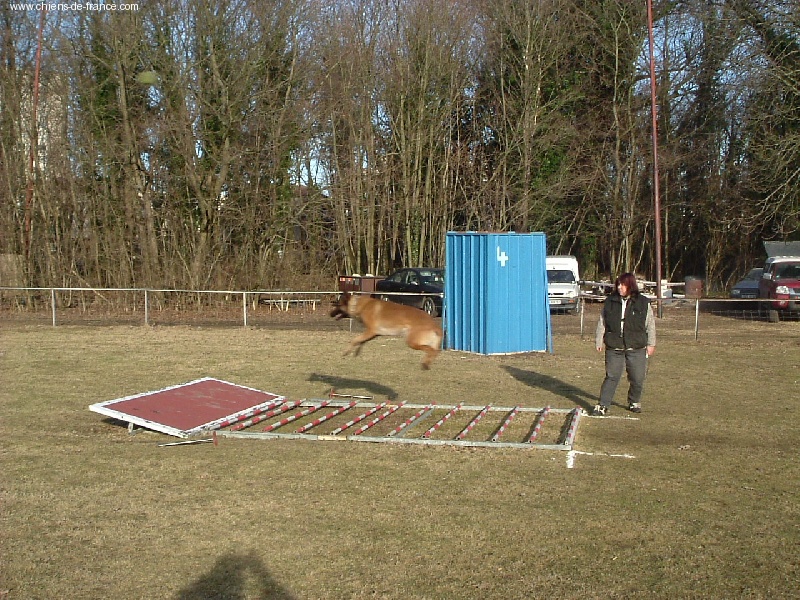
[89,378,285,438]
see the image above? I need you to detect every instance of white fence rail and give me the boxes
[0,286,787,336]
[0,286,339,327]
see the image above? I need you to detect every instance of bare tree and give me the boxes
[380,0,478,269]
[731,0,800,239]
[0,5,28,259]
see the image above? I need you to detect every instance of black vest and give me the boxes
[602,293,649,349]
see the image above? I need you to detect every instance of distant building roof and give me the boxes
[764,241,800,258]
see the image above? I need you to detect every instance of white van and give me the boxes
[546,255,581,313]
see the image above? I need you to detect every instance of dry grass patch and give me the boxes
[1,309,799,599]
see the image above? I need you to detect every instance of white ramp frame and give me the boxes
[88,377,286,438]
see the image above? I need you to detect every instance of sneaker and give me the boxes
[628,402,642,413]
[592,404,608,416]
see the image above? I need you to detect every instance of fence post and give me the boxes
[695,298,700,340]
[144,289,149,326]
[51,288,56,326]
[242,292,248,327]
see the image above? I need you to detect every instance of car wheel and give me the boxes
[769,309,780,323]
[421,297,437,317]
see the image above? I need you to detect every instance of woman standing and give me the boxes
[593,273,656,416]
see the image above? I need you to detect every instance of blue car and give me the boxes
[729,268,763,299]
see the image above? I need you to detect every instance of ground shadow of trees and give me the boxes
[175,551,296,600]
[503,366,597,411]
[308,372,398,400]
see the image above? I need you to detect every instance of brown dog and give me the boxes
[330,293,442,369]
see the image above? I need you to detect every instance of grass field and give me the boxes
[1,305,799,599]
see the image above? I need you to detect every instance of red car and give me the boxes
[759,257,800,322]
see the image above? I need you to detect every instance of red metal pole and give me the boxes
[526,406,551,443]
[229,400,302,431]
[491,406,521,442]
[329,402,388,436]
[387,404,434,437]
[262,401,330,433]
[456,405,491,441]
[351,402,405,436]
[295,401,357,434]
[647,0,664,317]
[422,403,463,439]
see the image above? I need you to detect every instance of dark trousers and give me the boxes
[599,348,648,407]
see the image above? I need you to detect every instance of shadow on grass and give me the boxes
[503,365,597,411]
[308,372,398,400]
[175,551,295,600]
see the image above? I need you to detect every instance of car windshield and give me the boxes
[775,264,800,279]
[745,269,763,280]
[547,269,575,283]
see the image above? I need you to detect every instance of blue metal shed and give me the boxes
[444,232,551,354]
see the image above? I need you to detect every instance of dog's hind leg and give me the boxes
[421,346,439,370]
[407,329,442,369]
[407,342,440,370]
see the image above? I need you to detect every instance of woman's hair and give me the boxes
[615,272,639,294]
